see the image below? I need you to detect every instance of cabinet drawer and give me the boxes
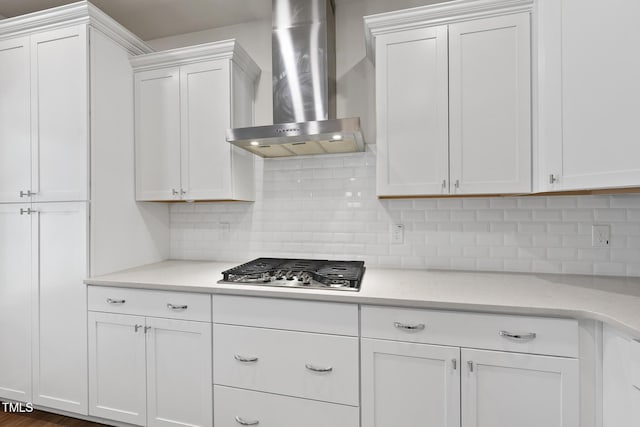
[212,295,358,336]
[361,305,579,358]
[214,385,359,427]
[213,324,359,406]
[88,286,211,322]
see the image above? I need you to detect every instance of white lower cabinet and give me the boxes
[88,288,212,427]
[212,295,360,427]
[88,312,147,425]
[461,349,579,427]
[602,324,640,427]
[361,339,460,427]
[0,205,32,402]
[214,385,359,427]
[361,305,580,427]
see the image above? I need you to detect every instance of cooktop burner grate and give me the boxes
[221,258,365,290]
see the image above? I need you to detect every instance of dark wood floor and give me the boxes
[0,408,108,427]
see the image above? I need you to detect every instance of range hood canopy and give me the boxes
[227,0,365,158]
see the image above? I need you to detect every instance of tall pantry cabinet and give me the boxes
[0,1,169,415]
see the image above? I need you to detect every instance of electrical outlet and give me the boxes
[592,224,610,247]
[391,223,404,244]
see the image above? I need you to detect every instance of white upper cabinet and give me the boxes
[132,41,260,202]
[135,67,182,201]
[538,0,640,191]
[0,26,88,203]
[375,26,449,196]
[30,26,88,202]
[0,37,30,203]
[449,13,531,195]
[365,0,533,197]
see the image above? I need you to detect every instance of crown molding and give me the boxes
[0,1,152,55]
[364,0,533,60]
[130,39,261,81]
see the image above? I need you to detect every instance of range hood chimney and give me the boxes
[226,0,365,158]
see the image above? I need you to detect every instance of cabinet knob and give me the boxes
[499,330,537,341]
[394,321,425,332]
[235,416,259,425]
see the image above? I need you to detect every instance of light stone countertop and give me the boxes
[85,260,640,339]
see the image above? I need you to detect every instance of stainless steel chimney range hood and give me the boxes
[227,0,365,158]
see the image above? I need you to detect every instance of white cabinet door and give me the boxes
[375,26,449,197]
[538,0,640,191]
[180,60,232,200]
[146,318,212,427]
[449,13,531,195]
[0,37,31,203]
[88,312,147,426]
[214,385,359,427]
[32,202,88,414]
[361,338,460,427]
[30,26,88,202]
[135,67,181,201]
[0,205,32,402]
[461,349,579,427]
[602,324,635,427]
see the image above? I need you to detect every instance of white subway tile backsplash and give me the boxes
[170,150,640,277]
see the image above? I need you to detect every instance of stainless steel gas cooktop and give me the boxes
[220,258,365,291]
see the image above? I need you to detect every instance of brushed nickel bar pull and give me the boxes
[234,355,259,363]
[134,324,142,333]
[167,303,188,310]
[499,330,537,341]
[394,322,425,331]
[468,361,474,373]
[235,416,259,425]
[305,363,333,373]
[452,359,457,370]
[107,298,126,305]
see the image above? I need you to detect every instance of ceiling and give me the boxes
[0,0,273,41]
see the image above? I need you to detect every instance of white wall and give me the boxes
[146,0,451,144]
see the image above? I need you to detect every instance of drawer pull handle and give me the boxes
[499,330,537,341]
[107,298,126,305]
[167,303,188,310]
[394,322,425,331]
[634,385,640,392]
[305,363,333,373]
[235,416,259,425]
[234,355,259,363]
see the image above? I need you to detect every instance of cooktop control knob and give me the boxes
[285,271,295,280]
